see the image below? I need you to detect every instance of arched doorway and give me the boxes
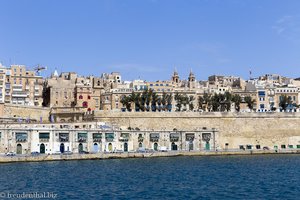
[124,143,128,152]
[60,143,65,153]
[40,143,45,154]
[93,143,99,153]
[16,144,22,154]
[78,143,83,153]
[171,142,177,151]
[205,142,210,150]
[108,143,112,152]
[139,142,143,148]
[154,143,158,151]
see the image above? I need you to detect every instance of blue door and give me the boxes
[40,143,45,154]
[60,143,65,153]
[124,143,128,152]
[93,143,99,153]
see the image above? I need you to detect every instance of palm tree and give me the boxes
[232,94,242,112]
[140,89,148,112]
[129,92,138,111]
[224,92,232,111]
[145,89,153,111]
[203,93,212,111]
[244,96,255,111]
[279,95,292,111]
[189,96,195,111]
[210,93,220,111]
[174,92,181,111]
[181,95,189,111]
[161,92,167,111]
[198,96,204,110]
[120,96,132,111]
[151,92,159,111]
[167,93,173,111]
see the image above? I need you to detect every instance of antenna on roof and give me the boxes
[249,68,252,80]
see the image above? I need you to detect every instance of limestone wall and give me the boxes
[3,104,50,122]
[94,111,300,149]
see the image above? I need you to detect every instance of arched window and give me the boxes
[87,95,91,99]
[82,101,88,108]
[88,108,91,111]
[79,95,83,99]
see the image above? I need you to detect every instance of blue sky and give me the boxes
[1,0,300,81]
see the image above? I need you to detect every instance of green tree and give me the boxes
[189,96,195,111]
[279,95,292,111]
[232,94,242,112]
[244,96,255,111]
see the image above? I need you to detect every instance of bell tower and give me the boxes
[188,69,196,88]
[171,68,180,84]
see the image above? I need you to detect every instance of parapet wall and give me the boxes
[95,111,300,149]
[2,104,50,122]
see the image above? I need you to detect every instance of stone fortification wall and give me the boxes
[95,111,300,149]
[2,104,50,122]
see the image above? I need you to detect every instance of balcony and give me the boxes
[105,133,114,142]
[186,134,195,141]
[78,137,87,143]
[16,138,27,142]
[58,134,69,142]
[12,91,28,97]
[93,133,102,142]
[138,136,144,142]
[12,87,23,92]
[150,133,159,142]
[39,138,49,142]
[93,138,102,142]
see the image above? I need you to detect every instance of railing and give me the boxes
[93,138,102,142]
[106,138,114,142]
[77,138,87,142]
[16,139,27,142]
[138,137,144,142]
[150,138,159,142]
[170,137,179,142]
[119,137,129,142]
[58,138,69,142]
[39,138,49,142]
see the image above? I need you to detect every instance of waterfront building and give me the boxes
[0,122,218,155]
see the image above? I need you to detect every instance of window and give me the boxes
[288,145,293,149]
[87,95,91,99]
[82,101,88,108]
[256,145,261,149]
[79,95,83,99]
[281,145,286,149]
[297,145,300,149]
[150,84,153,86]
